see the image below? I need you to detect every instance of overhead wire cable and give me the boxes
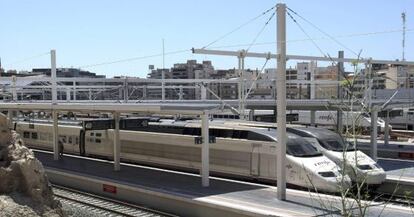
[210,28,414,49]
[287,7,361,57]
[79,49,189,69]
[245,11,276,53]
[201,4,276,49]
[286,11,327,58]
[7,51,50,67]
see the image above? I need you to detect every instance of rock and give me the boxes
[0,113,65,217]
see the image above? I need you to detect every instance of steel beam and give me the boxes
[370,109,378,161]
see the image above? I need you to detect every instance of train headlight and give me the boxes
[318,171,336,177]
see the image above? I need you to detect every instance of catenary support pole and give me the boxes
[370,108,378,161]
[201,111,210,187]
[52,110,59,160]
[51,50,57,103]
[276,3,287,200]
[179,85,183,100]
[114,112,121,171]
[50,50,59,160]
[66,88,70,102]
[384,110,390,146]
[238,55,242,116]
[73,82,76,101]
[310,110,316,127]
[337,51,344,133]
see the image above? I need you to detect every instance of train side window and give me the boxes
[31,132,38,140]
[59,136,67,143]
[23,131,30,139]
[96,133,102,137]
[95,138,101,143]
[68,136,73,144]
[75,137,79,145]
[90,132,94,136]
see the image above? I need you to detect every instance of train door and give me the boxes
[79,130,85,156]
[251,144,261,176]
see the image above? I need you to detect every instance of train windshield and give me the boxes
[322,137,355,152]
[287,138,322,157]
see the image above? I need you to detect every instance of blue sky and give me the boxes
[0,0,412,78]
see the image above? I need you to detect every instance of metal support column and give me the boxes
[162,70,165,101]
[7,110,13,129]
[310,110,316,127]
[241,54,246,119]
[370,108,378,161]
[113,112,121,171]
[179,85,183,100]
[52,110,59,160]
[123,78,128,103]
[337,51,344,133]
[201,84,207,100]
[51,50,57,103]
[384,110,390,146]
[12,76,17,101]
[66,88,70,102]
[143,85,147,100]
[201,111,210,187]
[73,82,76,101]
[249,109,255,121]
[276,3,287,200]
[237,55,242,116]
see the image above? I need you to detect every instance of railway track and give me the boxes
[53,185,176,217]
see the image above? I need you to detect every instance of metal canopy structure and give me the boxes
[2,100,223,188]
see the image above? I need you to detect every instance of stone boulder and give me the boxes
[0,113,65,216]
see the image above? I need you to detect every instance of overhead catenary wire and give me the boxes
[201,4,277,49]
[6,51,50,68]
[79,49,189,69]
[287,7,361,57]
[245,11,276,53]
[210,28,414,50]
[286,11,327,58]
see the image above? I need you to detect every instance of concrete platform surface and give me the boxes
[35,151,414,217]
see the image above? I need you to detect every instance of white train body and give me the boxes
[15,119,350,193]
[286,127,386,185]
[287,110,388,132]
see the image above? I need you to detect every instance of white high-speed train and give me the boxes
[235,120,386,185]
[287,110,388,132]
[285,127,386,185]
[15,118,350,193]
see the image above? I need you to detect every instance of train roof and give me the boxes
[287,127,339,139]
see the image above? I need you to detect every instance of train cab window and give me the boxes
[23,132,30,139]
[96,133,102,137]
[31,132,38,140]
[247,132,273,142]
[287,138,322,157]
[232,130,248,139]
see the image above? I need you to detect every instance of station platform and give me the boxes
[34,151,413,217]
[377,158,414,197]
